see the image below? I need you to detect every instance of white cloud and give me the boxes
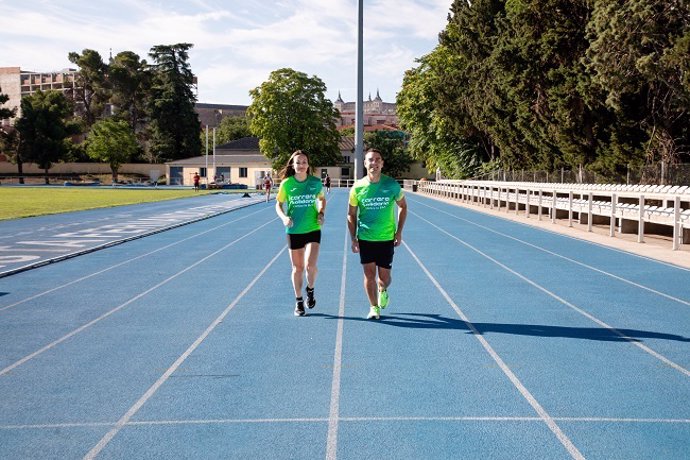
[0,0,450,104]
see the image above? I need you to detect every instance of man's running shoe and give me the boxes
[378,289,389,309]
[294,300,306,316]
[367,306,381,320]
[306,287,316,309]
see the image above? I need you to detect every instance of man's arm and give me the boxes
[347,204,360,253]
[394,196,408,247]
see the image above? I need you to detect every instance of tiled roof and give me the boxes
[167,154,269,166]
[196,103,248,110]
[216,136,260,151]
[337,124,400,132]
[339,136,355,151]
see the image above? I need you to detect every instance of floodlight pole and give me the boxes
[354,0,364,180]
[205,125,209,187]
[212,128,216,181]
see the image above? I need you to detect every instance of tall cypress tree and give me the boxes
[585,0,690,179]
[147,43,201,162]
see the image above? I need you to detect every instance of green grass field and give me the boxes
[0,187,216,220]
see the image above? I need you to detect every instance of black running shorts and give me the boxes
[287,230,322,250]
[358,239,395,269]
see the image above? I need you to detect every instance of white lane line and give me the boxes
[413,212,690,378]
[0,218,278,378]
[0,208,269,313]
[83,245,287,460]
[404,241,586,460]
[3,416,689,430]
[325,228,349,460]
[413,200,690,306]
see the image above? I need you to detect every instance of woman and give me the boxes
[263,174,273,202]
[275,150,326,316]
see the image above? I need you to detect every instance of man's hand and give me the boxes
[351,239,360,253]
[394,231,403,247]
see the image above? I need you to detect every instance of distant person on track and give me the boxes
[193,172,200,191]
[347,148,407,320]
[275,150,326,317]
[264,174,273,202]
[324,174,331,194]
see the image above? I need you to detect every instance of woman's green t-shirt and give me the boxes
[277,175,324,234]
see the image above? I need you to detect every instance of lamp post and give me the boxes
[212,127,216,183]
[205,125,209,187]
[354,0,364,179]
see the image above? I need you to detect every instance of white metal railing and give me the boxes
[404,180,690,251]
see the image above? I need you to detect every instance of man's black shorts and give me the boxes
[287,230,321,250]
[358,239,395,269]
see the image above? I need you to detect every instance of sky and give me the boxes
[0,0,452,106]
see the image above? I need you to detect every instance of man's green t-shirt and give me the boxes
[277,175,324,234]
[348,175,404,241]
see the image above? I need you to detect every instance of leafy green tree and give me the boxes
[15,90,77,184]
[0,85,15,120]
[397,45,486,179]
[215,116,251,144]
[0,85,22,182]
[0,128,21,182]
[247,68,341,168]
[86,119,139,182]
[68,49,110,127]
[340,126,355,137]
[364,130,414,178]
[147,43,201,162]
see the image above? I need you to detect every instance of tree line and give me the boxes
[0,43,201,183]
[1,58,413,183]
[397,0,690,182]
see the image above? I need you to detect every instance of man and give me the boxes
[347,149,408,320]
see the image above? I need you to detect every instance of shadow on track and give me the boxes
[309,312,690,343]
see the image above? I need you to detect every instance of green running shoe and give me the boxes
[378,289,389,309]
[367,306,381,320]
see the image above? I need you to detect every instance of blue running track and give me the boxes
[0,189,688,459]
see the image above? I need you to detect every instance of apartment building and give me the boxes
[0,66,79,125]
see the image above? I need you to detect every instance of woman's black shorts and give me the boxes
[358,239,395,269]
[287,230,321,250]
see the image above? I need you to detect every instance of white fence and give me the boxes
[406,180,690,251]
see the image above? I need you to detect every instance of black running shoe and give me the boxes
[294,300,306,316]
[306,287,316,309]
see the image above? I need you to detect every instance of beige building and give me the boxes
[166,136,357,187]
[0,67,79,126]
[166,137,271,187]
